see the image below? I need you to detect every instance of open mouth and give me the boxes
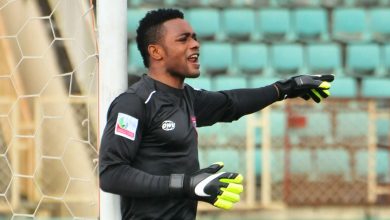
[188,53,199,64]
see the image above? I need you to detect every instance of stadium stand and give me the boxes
[236,43,268,75]
[199,42,233,74]
[362,77,390,98]
[258,9,292,42]
[127,9,150,39]
[370,8,390,42]
[222,9,257,41]
[293,8,328,42]
[128,43,146,75]
[384,44,390,75]
[332,8,369,42]
[346,43,381,76]
[271,44,304,75]
[306,43,341,75]
[330,77,358,98]
[186,9,221,40]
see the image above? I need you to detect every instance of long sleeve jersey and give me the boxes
[99,74,279,220]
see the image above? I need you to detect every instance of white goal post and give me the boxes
[97,0,128,219]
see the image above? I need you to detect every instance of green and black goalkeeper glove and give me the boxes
[274,74,334,103]
[169,162,243,210]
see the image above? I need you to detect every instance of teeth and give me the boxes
[189,54,199,59]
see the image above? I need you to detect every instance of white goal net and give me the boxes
[0,0,99,219]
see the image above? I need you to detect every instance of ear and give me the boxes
[148,44,164,62]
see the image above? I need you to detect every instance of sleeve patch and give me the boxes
[115,113,138,140]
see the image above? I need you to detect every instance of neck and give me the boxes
[148,67,184,89]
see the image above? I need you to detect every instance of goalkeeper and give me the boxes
[99,8,334,220]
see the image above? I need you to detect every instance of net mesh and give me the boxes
[0,0,98,219]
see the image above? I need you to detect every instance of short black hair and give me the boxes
[136,8,184,68]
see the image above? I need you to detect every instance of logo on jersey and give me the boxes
[191,116,197,127]
[115,113,138,140]
[162,120,175,131]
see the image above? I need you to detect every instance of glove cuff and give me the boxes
[169,174,185,196]
[274,80,291,100]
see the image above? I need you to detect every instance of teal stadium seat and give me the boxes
[271,149,285,182]
[129,0,165,6]
[222,9,256,41]
[346,44,381,76]
[186,9,220,40]
[173,0,204,7]
[362,77,390,98]
[384,44,390,75]
[336,112,368,143]
[233,0,270,7]
[247,77,279,88]
[294,8,328,42]
[206,148,241,173]
[200,42,233,75]
[317,149,349,179]
[271,44,304,75]
[259,9,292,42]
[185,76,212,91]
[290,149,312,175]
[333,8,369,42]
[274,0,321,7]
[307,43,341,74]
[127,9,149,39]
[236,43,268,75]
[330,77,357,98]
[345,0,379,7]
[128,43,146,75]
[370,9,390,42]
[214,75,246,90]
[358,150,390,183]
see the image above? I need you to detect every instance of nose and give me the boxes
[190,38,199,49]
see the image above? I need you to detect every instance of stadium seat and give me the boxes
[384,44,390,75]
[294,8,328,42]
[222,9,256,41]
[236,43,268,75]
[370,8,390,42]
[206,148,241,172]
[213,75,246,90]
[128,43,146,75]
[274,0,321,7]
[200,42,233,75]
[127,9,150,39]
[185,76,212,91]
[186,9,220,40]
[336,112,368,142]
[345,0,380,6]
[271,44,304,75]
[306,43,341,74]
[233,0,271,7]
[247,77,279,88]
[317,149,349,179]
[290,149,311,174]
[356,149,390,183]
[259,9,293,42]
[333,8,369,42]
[330,77,357,98]
[346,44,381,76]
[129,0,166,6]
[271,149,285,182]
[172,0,204,7]
[361,77,390,98]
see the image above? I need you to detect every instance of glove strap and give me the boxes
[169,174,185,196]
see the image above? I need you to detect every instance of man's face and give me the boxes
[159,18,200,78]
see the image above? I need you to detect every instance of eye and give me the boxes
[177,37,187,42]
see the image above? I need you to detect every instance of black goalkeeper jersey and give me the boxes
[99,75,278,220]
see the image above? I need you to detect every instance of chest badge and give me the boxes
[162,120,175,131]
